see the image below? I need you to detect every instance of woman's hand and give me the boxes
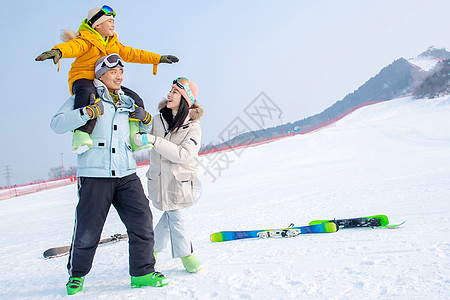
[134,132,156,147]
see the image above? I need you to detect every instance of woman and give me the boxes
[134,77,204,273]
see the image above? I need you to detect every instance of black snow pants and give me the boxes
[67,173,155,277]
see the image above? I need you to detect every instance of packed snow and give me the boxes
[1,96,449,299]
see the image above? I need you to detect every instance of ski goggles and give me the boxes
[95,54,124,73]
[173,77,195,105]
[88,5,116,27]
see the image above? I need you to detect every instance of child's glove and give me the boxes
[134,132,156,147]
[130,106,152,125]
[35,49,62,64]
[159,55,179,64]
[84,94,104,119]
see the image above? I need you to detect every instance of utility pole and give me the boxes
[4,165,12,186]
[61,153,65,178]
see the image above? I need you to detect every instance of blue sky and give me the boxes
[1,0,450,185]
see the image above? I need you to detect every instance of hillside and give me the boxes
[202,47,450,152]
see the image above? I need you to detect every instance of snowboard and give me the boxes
[309,215,406,228]
[210,222,337,242]
[43,233,128,259]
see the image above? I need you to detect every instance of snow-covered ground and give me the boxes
[1,96,449,299]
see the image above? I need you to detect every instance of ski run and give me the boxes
[1,96,449,299]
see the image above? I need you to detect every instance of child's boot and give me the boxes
[129,121,152,151]
[72,130,93,154]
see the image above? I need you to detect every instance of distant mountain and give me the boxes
[413,47,450,98]
[201,47,450,152]
[417,46,450,60]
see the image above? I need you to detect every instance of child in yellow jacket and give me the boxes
[36,5,178,153]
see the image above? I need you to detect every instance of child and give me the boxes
[36,5,178,153]
[134,77,204,273]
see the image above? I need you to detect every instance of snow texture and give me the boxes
[0,96,449,299]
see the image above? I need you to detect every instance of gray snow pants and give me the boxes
[153,209,193,258]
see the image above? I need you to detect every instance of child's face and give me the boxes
[95,19,115,37]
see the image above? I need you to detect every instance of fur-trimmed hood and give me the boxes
[61,29,79,42]
[158,99,204,121]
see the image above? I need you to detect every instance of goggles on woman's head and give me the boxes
[88,5,116,26]
[95,54,124,73]
[173,77,195,105]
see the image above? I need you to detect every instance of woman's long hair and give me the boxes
[160,96,190,132]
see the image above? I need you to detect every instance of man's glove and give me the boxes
[84,94,104,119]
[159,55,179,64]
[134,132,156,147]
[130,106,152,125]
[35,49,62,64]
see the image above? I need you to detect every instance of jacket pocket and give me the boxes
[124,141,137,170]
[169,173,194,205]
[77,138,107,169]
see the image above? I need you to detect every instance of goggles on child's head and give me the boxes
[95,54,124,73]
[173,77,195,105]
[88,5,116,27]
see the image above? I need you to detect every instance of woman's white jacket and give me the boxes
[147,100,204,211]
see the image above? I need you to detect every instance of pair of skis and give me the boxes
[210,215,405,242]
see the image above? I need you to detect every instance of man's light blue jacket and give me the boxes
[50,79,151,178]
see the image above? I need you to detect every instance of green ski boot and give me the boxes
[72,130,93,154]
[66,276,84,295]
[181,254,204,273]
[130,271,168,288]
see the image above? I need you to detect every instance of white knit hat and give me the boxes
[87,6,115,28]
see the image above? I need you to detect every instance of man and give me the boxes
[50,53,168,295]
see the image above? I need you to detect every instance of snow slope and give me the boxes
[408,56,441,72]
[1,96,449,299]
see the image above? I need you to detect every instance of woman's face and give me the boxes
[167,88,182,111]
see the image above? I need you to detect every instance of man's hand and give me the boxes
[35,49,62,64]
[159,55,179,64]
[85,94,104,119]
[130,106,152,125]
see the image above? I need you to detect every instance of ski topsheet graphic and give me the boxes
[309,215,406,228]
[210,223,337,242]
[43,233,128,259]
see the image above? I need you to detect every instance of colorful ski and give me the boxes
[210,223,337,242]
[43,233,128,259]
[309,215,405,228]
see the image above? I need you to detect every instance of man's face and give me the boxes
[99,66,123,92]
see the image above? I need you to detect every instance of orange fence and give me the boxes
[0,176,77,200]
